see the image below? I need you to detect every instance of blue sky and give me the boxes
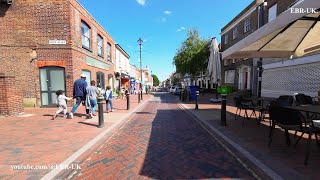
[78,0,252,81]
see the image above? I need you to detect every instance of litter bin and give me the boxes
[189,86,200,101]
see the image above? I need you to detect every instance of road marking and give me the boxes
[178,103,284,180]
[41,98,152,180]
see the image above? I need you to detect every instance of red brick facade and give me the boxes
[0,74,23,116]
[0,0,116,113]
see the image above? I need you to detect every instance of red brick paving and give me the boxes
[66,93,256,179]
[182,92,320,179]
[0,94,151,179]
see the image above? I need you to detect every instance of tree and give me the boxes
[152,74,160,86]
[173,29,210,79]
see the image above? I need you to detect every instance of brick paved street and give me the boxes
[66,93,256,179]
[0,94,152,180]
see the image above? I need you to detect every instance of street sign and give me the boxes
[49,40,67,45]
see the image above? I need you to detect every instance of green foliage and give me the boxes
[152,74,160,86]
[173,29,210,78]
[171,77,179,86]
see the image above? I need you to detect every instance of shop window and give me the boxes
[96,72,105,89]
[81,70,91,85]
[81,21,91,50]
[97,35,103,57]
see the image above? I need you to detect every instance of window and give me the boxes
[224,34,229,45]
[107,43,112,62]
[268,3,277,22]
[81,21,91,50]
[96,72,105,89]
[97,35,103,57]
[244,18,251,33]
[224,70,235,83]
[81,70,91,85]
[233,27,238,40]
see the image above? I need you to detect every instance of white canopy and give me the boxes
[207,38,221,83]
[222,0,320,59]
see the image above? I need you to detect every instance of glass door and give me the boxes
[40,67,66,106]
[96,72,105,88]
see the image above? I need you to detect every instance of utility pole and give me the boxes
[137,38,143,100]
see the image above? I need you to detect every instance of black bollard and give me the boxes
[141,90,143,100]
[221,94,227,126]
[97,97,104,128]
[195,91,199,109]
[138,92,140,103]
[126,93,130,110]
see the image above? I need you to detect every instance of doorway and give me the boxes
[96,72,105,89]
[40,67,66,106]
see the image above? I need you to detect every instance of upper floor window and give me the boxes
[233,27,238,40]
[268,3,277,22]
[81,21,91,50]
[97,35,103,57]
[107,43,112,62]
[224,34,229,45]
[244,18,251,33]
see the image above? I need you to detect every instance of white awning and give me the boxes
[222,0,320,59]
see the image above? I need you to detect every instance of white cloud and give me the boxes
[163,10,172,15]
[136,0,145,6]
[161,17,167,22]
[177,26,186,32]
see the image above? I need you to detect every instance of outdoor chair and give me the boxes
[268,106,320,165]
[233,97,243,121]
[234,96,259,126]
[294,93,318,123]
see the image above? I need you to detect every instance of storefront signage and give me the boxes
[86,56,109,70]
[49,40,67,45]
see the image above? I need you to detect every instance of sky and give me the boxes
[77,0,252,81]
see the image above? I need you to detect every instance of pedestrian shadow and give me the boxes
[78,122,98,127]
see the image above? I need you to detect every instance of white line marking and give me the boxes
[41,99,151,180]
[178,103,284,180]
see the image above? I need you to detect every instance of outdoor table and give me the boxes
[284,105,320,127]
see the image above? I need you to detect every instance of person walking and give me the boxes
[104,85,113,113]
[86,80,98,118]
[52,90,72,120]
[69,74,88,119]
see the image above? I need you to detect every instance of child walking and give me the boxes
[52,90,72,120]
[104,85,113,113]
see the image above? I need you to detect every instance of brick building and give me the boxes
[221,0,320,97]
[0,0,116,114]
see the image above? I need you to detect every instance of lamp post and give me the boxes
[138,38,143,100]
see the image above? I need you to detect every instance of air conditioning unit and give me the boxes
[4,0,12,4]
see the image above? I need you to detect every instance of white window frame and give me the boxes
[97,35,103,57]
[107,43,112,62]
[81,21,91,50]
[268,3,277,22]
[224,70,235,83]
[244,18,251,33]
[224,34,229,44]
[233,27,238,40]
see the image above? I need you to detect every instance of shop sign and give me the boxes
[86,56,109,70]
[49,40,66,45]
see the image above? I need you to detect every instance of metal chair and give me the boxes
[268,106,320,165]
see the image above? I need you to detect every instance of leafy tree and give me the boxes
[173,29,210,79]
[152,74,160,86]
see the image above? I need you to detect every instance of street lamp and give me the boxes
[138,38,143,100]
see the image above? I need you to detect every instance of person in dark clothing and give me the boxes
[69,74,88,119]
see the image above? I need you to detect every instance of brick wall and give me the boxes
[0,74,23,116]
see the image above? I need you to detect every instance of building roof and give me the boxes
[115,44,130,58]
[221,1,257,33]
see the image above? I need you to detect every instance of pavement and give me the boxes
[62,93,257,179]
[181,93,320,180]
[0,94,152,180]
